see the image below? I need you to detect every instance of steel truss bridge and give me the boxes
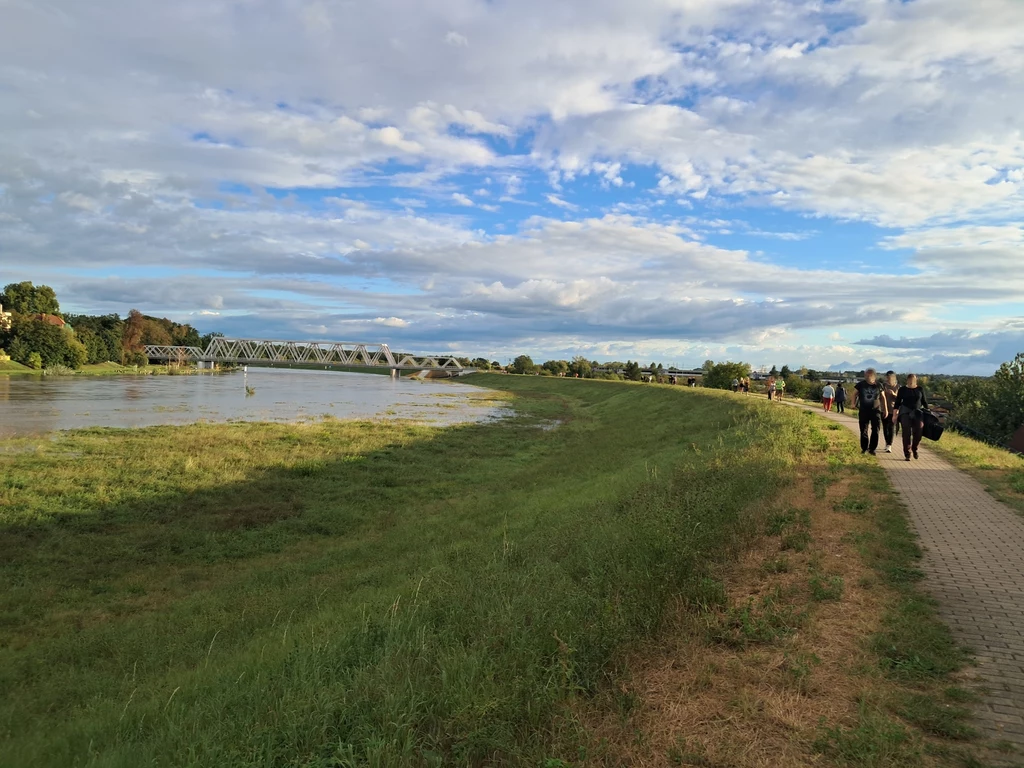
[144,338,465,372]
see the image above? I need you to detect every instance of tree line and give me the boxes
[0,281,214,370]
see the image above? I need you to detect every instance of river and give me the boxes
[0,368,506,438]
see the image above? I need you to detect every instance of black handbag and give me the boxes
[922,410,944,442]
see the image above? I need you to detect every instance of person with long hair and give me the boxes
[880,371,899,453]
[853,368,883,455]
[835,382,847,414]
[894,373,929,461]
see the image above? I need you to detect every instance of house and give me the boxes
[0,303,11,332]
[35,313,66,328]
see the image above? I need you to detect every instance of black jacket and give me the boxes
[894,386,928,413]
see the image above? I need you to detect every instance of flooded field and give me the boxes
[0,368,506,437]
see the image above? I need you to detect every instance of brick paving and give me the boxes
[788,401,1024,748]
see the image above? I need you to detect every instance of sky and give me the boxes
[1,0,1022,374]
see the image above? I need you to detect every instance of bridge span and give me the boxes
[145,338,467,374]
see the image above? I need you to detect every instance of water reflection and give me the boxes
[0,369,504,438]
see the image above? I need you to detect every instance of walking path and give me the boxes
[785,400,1024,747]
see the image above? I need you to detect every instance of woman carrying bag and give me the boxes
[893,373,929,461]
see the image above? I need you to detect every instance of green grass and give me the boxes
[0,376,823,768]
[0,358,35,373]
[931,430,1024,516]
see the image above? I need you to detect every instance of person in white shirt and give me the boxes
[822,383,836,412]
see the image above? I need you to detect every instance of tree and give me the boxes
[542,359,569,376]
[490,361,502,370]
[5,317,88,369]
[66,313,123,364]
[1,281,60,316]
[704,361,753,391]
[624,361,642,381]
[702,359,715,372]
[510,355,536,375]
[780,365,792,378]
[121,309,147,365]
[769,365,779,376]
[471,357,491,370]
[568,356,593,378]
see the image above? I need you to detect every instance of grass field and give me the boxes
[0,376,983,767]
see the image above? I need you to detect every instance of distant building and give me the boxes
[0,303,11,332]
[35,313,66,328]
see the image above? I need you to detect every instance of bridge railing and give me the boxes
[145,338,463,371]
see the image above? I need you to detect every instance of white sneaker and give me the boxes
[885,445,892,453]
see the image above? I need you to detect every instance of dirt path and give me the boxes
[783,399,1024,747]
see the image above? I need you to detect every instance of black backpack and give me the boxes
[923,410,944,442]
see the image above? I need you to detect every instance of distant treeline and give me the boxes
[0,281,215,370]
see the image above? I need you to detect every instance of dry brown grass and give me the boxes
[581,473,879,767]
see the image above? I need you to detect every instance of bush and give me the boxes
[27,352,42,370]
[941,353,1024,446]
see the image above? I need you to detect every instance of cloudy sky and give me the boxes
[1,0,1022,373]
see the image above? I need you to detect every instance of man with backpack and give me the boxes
[853,368,883,455]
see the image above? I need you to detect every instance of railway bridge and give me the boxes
[145,337,467,376]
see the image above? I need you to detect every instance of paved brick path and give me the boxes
[787,401,1024,747]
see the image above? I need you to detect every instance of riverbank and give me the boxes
[0,361,214,376]
[0,377,982,767]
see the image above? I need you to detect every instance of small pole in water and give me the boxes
[390,368,397,380]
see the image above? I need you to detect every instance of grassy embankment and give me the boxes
[0,377,983,767]
[929,431,1024,517]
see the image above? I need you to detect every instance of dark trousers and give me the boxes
[836,400,845,413]
[900,410,924,455]
[859,410,881,452]
[881,416,895,447]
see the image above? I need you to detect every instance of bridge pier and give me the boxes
[390,368,397,379]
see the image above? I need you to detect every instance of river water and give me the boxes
[0,369,506,438]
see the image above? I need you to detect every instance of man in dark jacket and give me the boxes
[853,368,883,455]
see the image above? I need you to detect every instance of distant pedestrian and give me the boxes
[879,371,899,453]
[835,382,847,414]
[822,382,836,412]
[853,368,883,455]
[894,373,929,461]
[742,378,750,394]
[732,378,740,392]
[775,377,785,401]
[767,377,776,401]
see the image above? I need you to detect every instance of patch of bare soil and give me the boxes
[580,473,892,767]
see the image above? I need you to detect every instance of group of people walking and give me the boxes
[827,368,929,461]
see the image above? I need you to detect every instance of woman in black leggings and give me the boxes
[893,374,929,461]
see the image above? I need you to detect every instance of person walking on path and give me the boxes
[880,371,899,453]
[853,368,883,455]
[894,373,929,461]
[732,377,740,392]
[835,382,847,413]
[822,382,836,412]
[776,377,786,401]
[767,377,776,401]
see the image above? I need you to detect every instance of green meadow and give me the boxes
[2,376,826,767]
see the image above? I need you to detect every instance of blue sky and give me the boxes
[1,0,1023,374]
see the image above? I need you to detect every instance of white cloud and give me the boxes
[451,192,474,206]
[545,194,579,211]
[444,31,468,47]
